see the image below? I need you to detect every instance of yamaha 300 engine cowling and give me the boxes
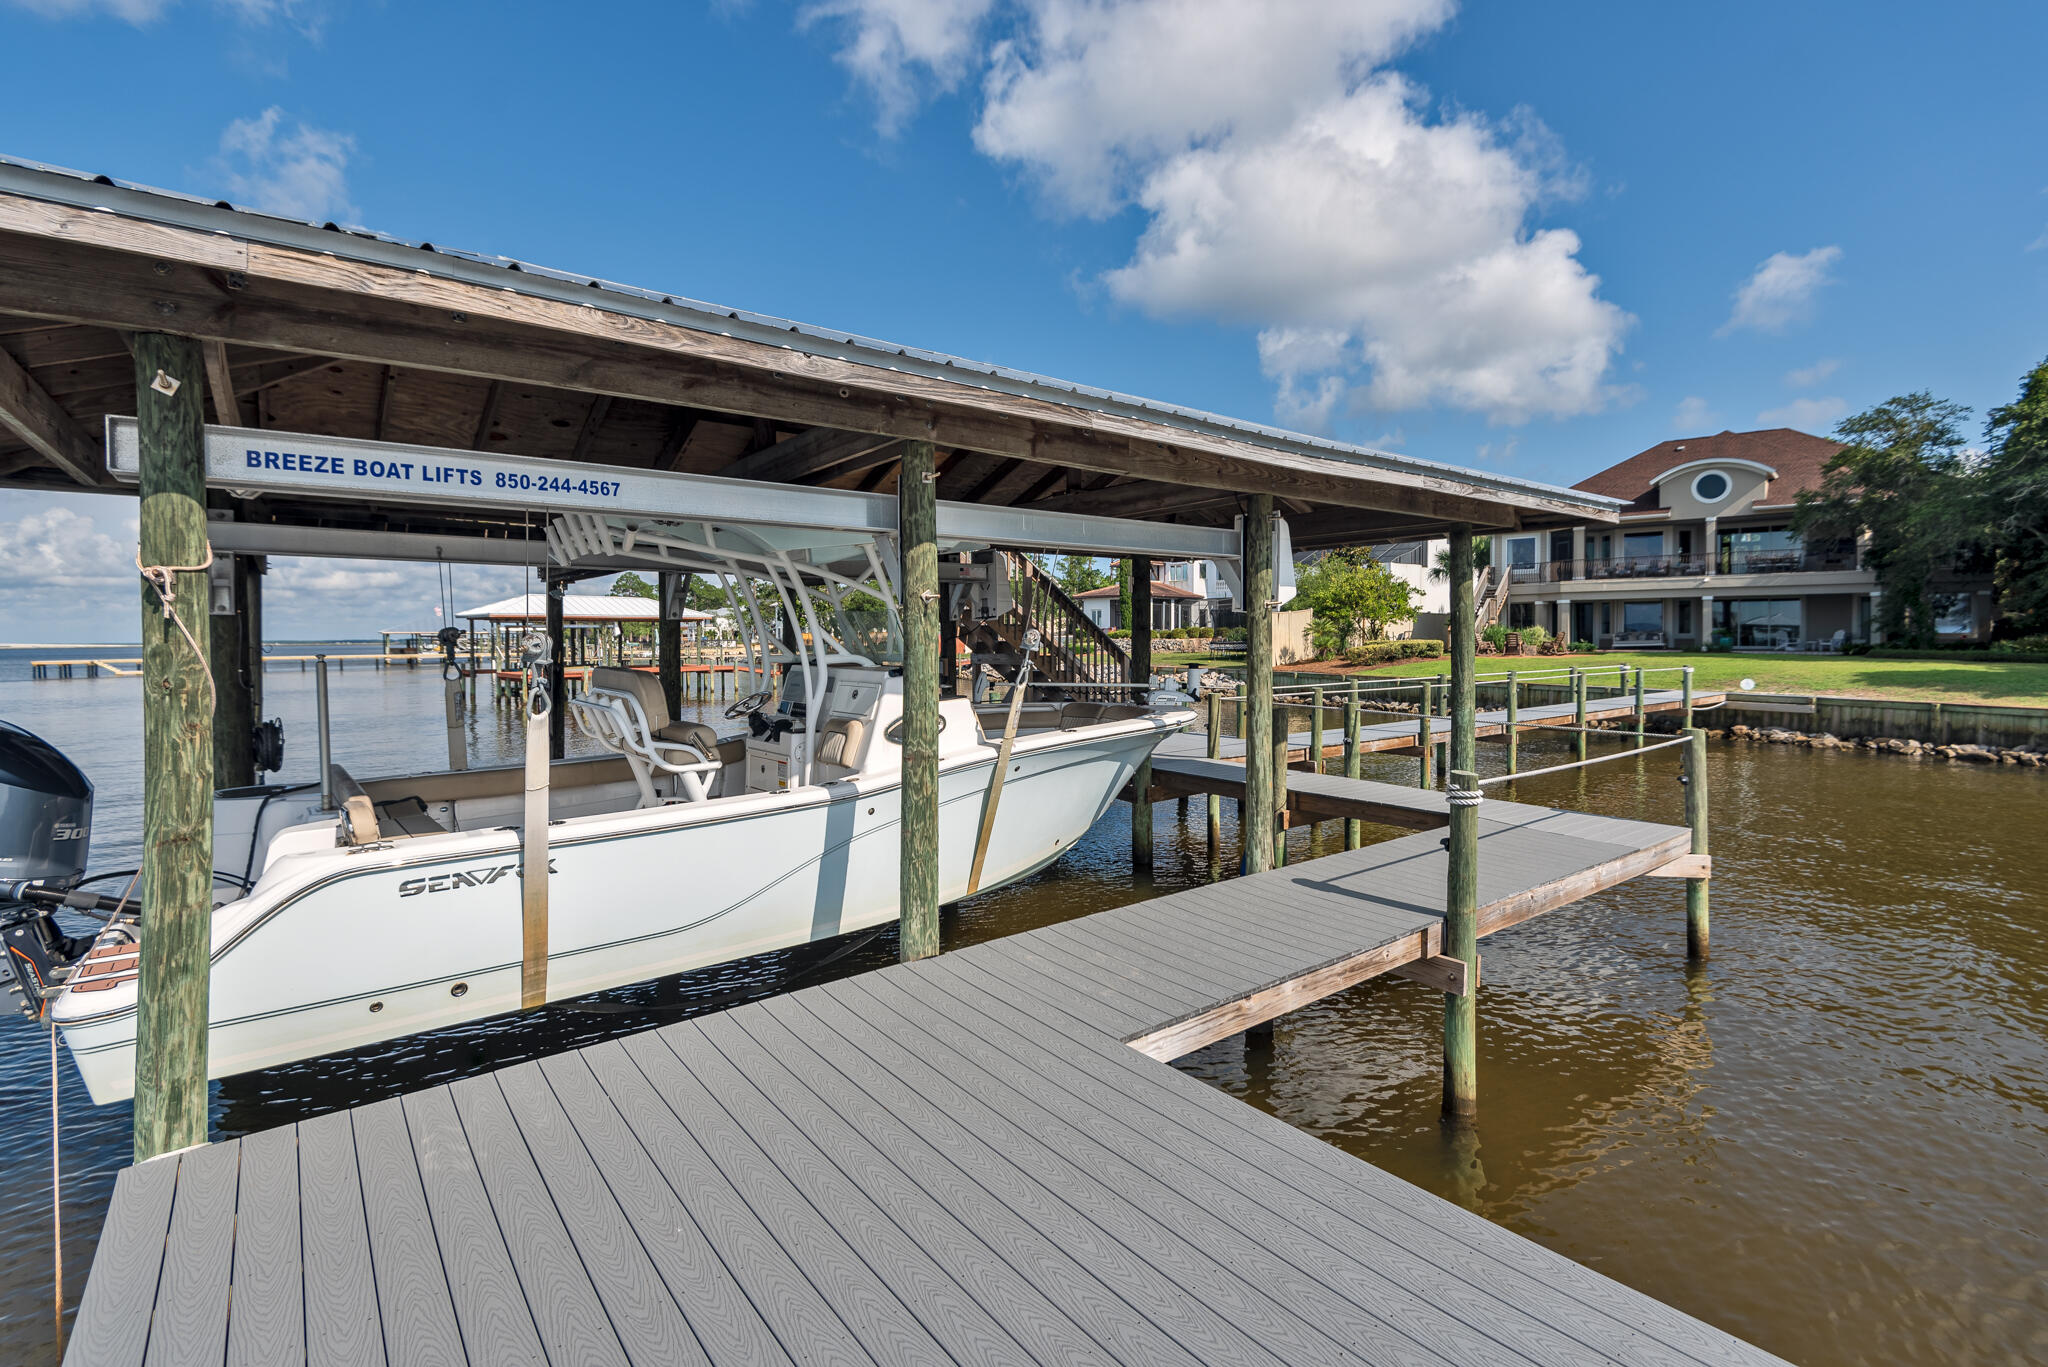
[0,722,98,1016]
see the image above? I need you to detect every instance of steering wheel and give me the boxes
[724,689,774,719]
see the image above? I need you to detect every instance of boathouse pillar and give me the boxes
[208,541,259,788]
[1130,558,1154,870]
[898,440,941,961]
[1241,497,1276,875]
[546,574,567,760]
[658,571,686,718]
[131,332,213,1162]
[1444,768,1480,1121]
[1448,527,1476,777]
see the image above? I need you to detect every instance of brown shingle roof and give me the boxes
[1572,429,1843,512]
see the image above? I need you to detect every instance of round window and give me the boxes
[1692,470,1730,503]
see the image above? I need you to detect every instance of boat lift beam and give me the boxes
[106,418,1241,565]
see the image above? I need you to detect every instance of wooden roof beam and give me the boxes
[202,341,238,425]
[0,339,102,485]
[718,425,899,485]
[569,394,611,462]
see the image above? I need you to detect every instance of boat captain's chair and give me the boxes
[571,667,723,807]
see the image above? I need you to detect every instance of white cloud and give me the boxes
[974,0,1454,215]
[1473,436,1519,467]
[1784,358,1840,388]
[802,0,997,135]
[802,0,1629,425]
[0,506,134,587]
[1756,396,1848,432]
[1719,246,1841,335]
[216,107,357,223]
[1672,395,1713,431]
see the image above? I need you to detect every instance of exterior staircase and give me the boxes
[1475,565,1511,632]
[970,552,1130,686]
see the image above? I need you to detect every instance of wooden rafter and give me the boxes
[374,365,398,442]
[471,379,503,450]
[202,341,238,426]
[717,426,898,485]
[569,394,611,463]
[652,408,699,471]
[0,340,101,485]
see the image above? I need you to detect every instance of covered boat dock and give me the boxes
[0,154,1749,1363]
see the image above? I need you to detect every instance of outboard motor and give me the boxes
[0,722,98,1016]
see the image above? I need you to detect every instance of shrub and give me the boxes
[1108,628,1129,639]
[1480,622,1510,651]
[1517,624,1549,650]
[1213,626,1248,643]
[1570,639,1598,653]
[1340,639,1445,665]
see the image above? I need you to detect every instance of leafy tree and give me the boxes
[1792,393,1985,647]
[1982,357,2048,635]
[1292,552,1420,656]
[1427,540,1490,583]
[1115,558,1132,629]
[1051,554,1112,595]
[609,571,656,599]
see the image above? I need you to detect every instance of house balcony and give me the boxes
[1520,550,1862,584]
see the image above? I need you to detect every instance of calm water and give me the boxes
[0,659,2043,1366]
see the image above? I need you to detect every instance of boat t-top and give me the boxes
[10,478,1199,1104]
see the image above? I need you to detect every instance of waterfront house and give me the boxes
[1492,428,1994,649]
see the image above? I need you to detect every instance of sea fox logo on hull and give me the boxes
[398,859,557,897]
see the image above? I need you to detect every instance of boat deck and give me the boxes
[65,762,1778,1366]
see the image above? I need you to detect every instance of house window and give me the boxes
[1692,470,1731,503]
[1930,593,1974,636]
[1504,536,1538,582]
[1718,525,1801,574]
[1713,598,1801,648]
[1622,602,1664,637]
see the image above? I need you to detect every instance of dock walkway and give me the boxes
[1195,687,1717,764]
[66,770,1778,1366]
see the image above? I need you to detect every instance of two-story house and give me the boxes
[1494,428,1993,649]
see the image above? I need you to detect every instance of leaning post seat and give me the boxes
[572,667,723,806]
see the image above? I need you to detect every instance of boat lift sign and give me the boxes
[103,416,1237,563]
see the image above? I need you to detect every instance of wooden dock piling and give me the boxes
[1574,668,1588,762]
[1444,769,1480,1121]
[1130,560,1153,871]
[899,440,941,961]
[1685,726,1711,960]
[1505,670,1519,774]
[1634,667,1647,747]
[1416,684,1434,789]
[1242,497,1276,875]
[657,570,685,719]
[131,331,213,1163]
[1448,528,1476,778]
[1206,690,1222,848]
[1343,691,1362,850]
[207,542,257,788]
[1682,665,1695,730]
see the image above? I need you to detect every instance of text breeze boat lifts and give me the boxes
[34,415,1281,1104]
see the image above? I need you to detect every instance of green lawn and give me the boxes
[1179,650,2048,705]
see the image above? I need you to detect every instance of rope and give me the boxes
[1445,788,1483,807]
[136,546,217,713]
[1477,732,1690,785]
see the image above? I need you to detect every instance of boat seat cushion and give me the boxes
[653,720,721,760]
[589,665,673,733]
[813,718,866,768]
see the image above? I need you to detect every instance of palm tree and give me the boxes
[1428,541,1491,583]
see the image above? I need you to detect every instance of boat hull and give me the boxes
[56,717,1173,1103]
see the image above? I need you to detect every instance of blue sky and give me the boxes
[3,0,2045,641]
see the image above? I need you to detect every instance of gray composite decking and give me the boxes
[64,767,1779,1367]
[1188,687,1716,762]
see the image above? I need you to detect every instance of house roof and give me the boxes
[1573,429,1843,513]
[1074,580,1204,600]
